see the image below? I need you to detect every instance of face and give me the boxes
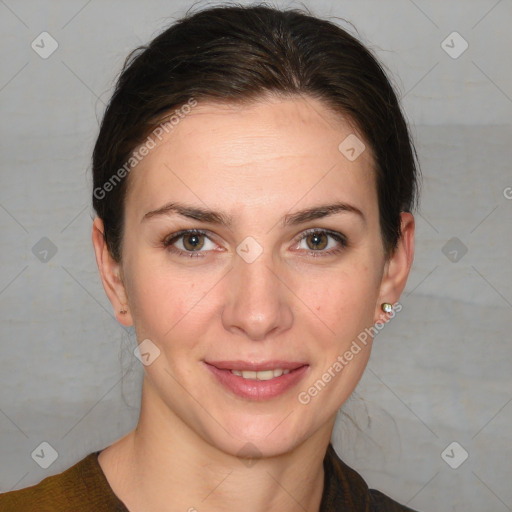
[97,96,411,458]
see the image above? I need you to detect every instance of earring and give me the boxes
[381,302,393,313]
[119,307,128,314]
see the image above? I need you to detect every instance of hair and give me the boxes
[92,2,420,262]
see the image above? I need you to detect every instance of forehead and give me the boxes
[157,96,368,160]
[125,96,376,220]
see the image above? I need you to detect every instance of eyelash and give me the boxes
[162,228,348,258]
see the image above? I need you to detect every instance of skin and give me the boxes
[92,95,415,512]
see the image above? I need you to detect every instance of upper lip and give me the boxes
[205,360,308,371]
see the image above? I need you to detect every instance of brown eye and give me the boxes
[305,232,328,250]
[163,229,218,257]
[294,229,347,257]
[182,233,205,251]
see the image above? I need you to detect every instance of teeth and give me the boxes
[231,369,291,380]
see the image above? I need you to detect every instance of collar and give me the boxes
[320,442,371,511]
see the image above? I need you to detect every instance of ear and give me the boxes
[92,217,133,326]
[374,212,415,324]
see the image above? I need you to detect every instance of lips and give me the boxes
[231,368,290,380]
[204,360,310,400]
[206,360,307,372]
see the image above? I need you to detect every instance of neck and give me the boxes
[99,377,334,512]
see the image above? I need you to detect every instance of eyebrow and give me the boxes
[141,201,365,227]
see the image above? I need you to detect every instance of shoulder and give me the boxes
[0,451,127,512]
[369,489,418,511]
[322,443,419,511]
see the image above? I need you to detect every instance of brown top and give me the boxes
[0,443,418,511]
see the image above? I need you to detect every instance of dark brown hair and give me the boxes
[92,3,419,262]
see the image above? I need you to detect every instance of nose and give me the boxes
[221,250,293,341]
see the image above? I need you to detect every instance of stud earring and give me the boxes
[381,302,393,314]
[119,307,128,314]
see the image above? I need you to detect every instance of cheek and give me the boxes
[298,257,381,337]
[124,256,220,344]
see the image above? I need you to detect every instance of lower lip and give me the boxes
[205,363,309,401]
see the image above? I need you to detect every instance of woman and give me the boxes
[0,4,419,511]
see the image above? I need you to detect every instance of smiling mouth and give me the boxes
[204,361,310,400]
[229,368,291,380]
[205,361,308,381]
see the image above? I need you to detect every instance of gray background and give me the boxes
[1,1,511,510]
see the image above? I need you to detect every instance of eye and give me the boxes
[162,228,347,259]
[293,229,347,256]
[163,229,218,257]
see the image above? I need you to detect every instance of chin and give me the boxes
[201,414,312,461]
